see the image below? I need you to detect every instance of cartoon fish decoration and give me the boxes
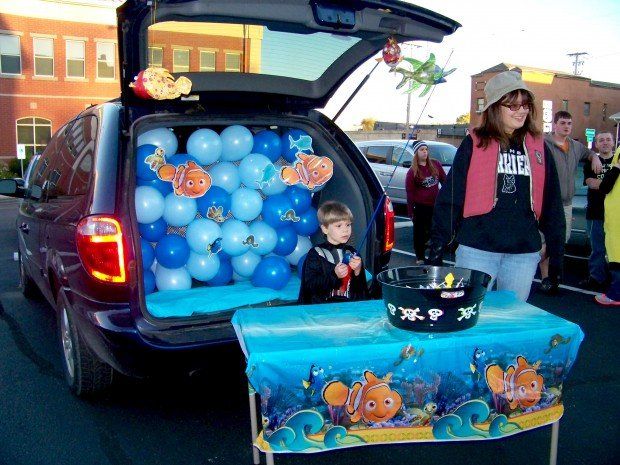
[144,147,166,171]
[257,163,278,189]
[393,344,423,366]
[280,209,300,223]
[406,401,437,426]
[157,161,212,198]
[130,67,192,100]
[469,347,486,381]
[485,356,544,410]
[302,364,325,396]
[322,370,402,424]
[280,153,334,190]
[242,235,259,248]
[544,334,571,354]
[390,53,456,97]
[289,134,313,153]
[206,205,226,223]
[206,238,222,257]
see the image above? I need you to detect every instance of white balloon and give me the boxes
[155,264,192,291]
[286,236,312,265]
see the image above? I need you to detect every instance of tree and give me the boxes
[456,113,470,124]
[360,118,376,131]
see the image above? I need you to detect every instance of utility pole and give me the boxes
[404,43,422,134]
[567,52,588,75]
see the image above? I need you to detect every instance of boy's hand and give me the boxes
[349,256,362,276]
[335,263,349,278]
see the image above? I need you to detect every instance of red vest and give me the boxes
[463,133,546,219]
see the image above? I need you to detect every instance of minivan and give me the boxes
[0,0,459,395]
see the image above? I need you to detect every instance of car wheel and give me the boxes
[19,252,39,299]
[57,290,114,396]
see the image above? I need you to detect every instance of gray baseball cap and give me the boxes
[482,71,530,111]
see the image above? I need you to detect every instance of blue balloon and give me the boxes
[141,238,155,270]
[187,128,222,165]
[163,194,197,227]
[253,130,282,162]
[231,188,263,222]
[233,271,250,282]
[136,144,159,181]
[238,153,274,189]
[143,269,156,294]
[260,171,288,196]
[286,186,312,214]
[187,251,221,281]
[135,186,165,224]
[220,219,251,257]
[251,256,292,290]
[281,129,312,163]
[273,225,298,256]
[220,125,254,161]
[138,128,178,157]
[196,186,231,218]
[209,161,241,194]
[207,259,233,286]
[139,218,168,242]
[293,207,320,236]
[155,264,192,291]
[261,193,294,229]
[185,218,222,254]
[155,234,190,268]
[137,177,173,196]
[248,220,278,255]
[231,251,262,278]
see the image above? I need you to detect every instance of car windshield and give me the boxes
[147,21,360,81]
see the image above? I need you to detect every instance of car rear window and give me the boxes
[430,144,457,165]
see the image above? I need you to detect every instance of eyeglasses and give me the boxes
[501,102,532,112]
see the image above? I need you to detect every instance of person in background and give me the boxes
[299,201,369,304]
[594,147,620,306]
[539,111,603,293]
[580,132,615,291]
[405,140,447,264]
[427,70,565,301]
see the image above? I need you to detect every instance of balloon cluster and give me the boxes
[135,125,324,294]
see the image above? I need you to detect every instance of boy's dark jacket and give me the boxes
[299,242,369,304]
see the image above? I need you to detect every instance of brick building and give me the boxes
[470,64,620,144]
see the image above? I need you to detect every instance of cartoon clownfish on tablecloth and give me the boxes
[280,153,333,190]
[485,355,544,411]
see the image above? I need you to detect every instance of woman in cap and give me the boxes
[405,140,446,264]
[427,71,565,301]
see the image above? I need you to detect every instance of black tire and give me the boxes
[18,252,39,299]
[57,290,114,396]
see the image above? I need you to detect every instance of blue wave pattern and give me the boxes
[265,410,365,452]
[432,400,521,440]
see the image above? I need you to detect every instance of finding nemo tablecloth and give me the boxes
[232,291,584,453]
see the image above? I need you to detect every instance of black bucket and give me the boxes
[376,266,492,332]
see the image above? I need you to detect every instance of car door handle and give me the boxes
[379,171,392,176]
[19,223,30,234]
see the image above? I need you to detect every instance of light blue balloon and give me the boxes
[231,250,262,278]
[286,235,312,265]
[185,218,222,254]
[231,188,263,222]
[154,264,192,291]
[221,219,251,257]
[248,220,278,255]
[260,171,288,195]
[238,153,273,189]
[138,128,178,156]
[135,186,165,224]
[187,128,222,165]
[208,161,241,194]
[233,271,250,282]
[220,125,254,161]
[186,251,221,281]
[163,194,197,227]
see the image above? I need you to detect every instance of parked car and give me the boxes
[568,162,588,249]
[0,0,459,395]
[355,139,457,205]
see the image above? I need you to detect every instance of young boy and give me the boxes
[298,201,369,304]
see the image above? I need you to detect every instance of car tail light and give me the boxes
[76,216,127,283]
[383,196,395,252]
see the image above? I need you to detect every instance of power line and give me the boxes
[567,51,588,75]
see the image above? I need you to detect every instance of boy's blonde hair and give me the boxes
[317,201,353,226]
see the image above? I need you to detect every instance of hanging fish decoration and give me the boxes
[390,53,456,97]
[130,67,192,100]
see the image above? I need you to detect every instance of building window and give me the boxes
[200,51,216,72]
[0,34,22,75]
[225,52,241,72]
[172,49,189,72]
[474,81,485,91]
[66,40,85,78]
[96,42,115,79]
[584,101,590,117]
[562,99,569,111]
[148,46,163,67]
[476,98,485,112]
[16,117,52,158]
[33,37,54,77]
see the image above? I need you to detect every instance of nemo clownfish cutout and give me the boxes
[280,153,333,190]
[157,161,212,198]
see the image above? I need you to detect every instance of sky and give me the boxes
[322,0,620,130]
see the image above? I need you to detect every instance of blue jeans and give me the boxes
[587,219,608,283]
[456,245,540,301]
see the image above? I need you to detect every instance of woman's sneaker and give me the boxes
[594,294,620,306]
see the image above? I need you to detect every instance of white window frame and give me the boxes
[16,117,52,158]
[172,48,190,73]
[66,39,85,78]
[0,33,22,75]
[476,98,485,113]
[224,52,241,72]
[199,50,216,72]
[96,41,115,79]
[33,37,54,77]
[148,46,163,67]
